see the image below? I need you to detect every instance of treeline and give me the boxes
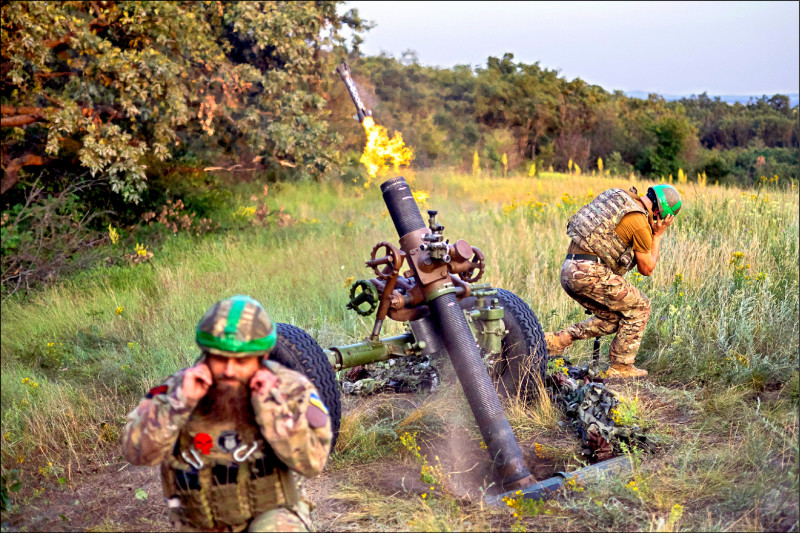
[327,52,799,186]
[2,2,797,211]
[1,1,797,294]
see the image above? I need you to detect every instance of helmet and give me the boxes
[196,295,276,357]
[646,184,682,219]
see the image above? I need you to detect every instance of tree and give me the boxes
[1,1,367,202]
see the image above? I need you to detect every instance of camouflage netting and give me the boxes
[546,357,657,461]
[339,356,440,395]
[339,355,656,462]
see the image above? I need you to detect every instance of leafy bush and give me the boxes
[1,1,367,203]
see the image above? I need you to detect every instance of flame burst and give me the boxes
[359,116,413,185]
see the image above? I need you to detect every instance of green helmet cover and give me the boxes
[196,295,276,357]
[650,184,682,218]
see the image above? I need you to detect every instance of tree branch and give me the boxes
[44,33,74,49]
[1,154,47,195]
[1,106,45,116]
[1,115,43,127]
[34,72,78,82]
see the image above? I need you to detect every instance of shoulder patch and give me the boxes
[306,402,328,429]
[308,391,329,415]
[146,384,169,399]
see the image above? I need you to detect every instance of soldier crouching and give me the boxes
[122,295,332,532]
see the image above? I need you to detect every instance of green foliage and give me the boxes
[1,1,369,292]
[642,114,698,178]
[605,151,633,176]
[698,146,799,185]
[326,53,797,183]
[1,0,367,203]
[1,468,22,511]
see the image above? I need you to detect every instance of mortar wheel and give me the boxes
[492,289,548,399]
[272,323,341,450]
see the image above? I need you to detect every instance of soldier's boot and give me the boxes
[605,363,648,379]
[544,331,573,356]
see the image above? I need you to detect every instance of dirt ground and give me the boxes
[0,381,740,532]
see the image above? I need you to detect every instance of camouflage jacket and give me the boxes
[121,360,332,477]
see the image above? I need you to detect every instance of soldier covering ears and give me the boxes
[545,185,682,378]
[122,295,332,532]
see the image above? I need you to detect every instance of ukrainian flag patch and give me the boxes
[309,391,328,415]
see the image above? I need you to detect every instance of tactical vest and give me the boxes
[566,188,648,276]
[160,411,299,530]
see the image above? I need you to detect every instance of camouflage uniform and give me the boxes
[560,260,651,365]
[122,360,332,532]
[552,188,652,365]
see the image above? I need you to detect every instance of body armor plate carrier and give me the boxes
[566,188,648,276]
[161,416,297,530]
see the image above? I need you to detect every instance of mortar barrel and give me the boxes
[428,292,534,489]
[380,176,426,238]
[379,175,533,489]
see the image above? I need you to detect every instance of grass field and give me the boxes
[1,170,798,531]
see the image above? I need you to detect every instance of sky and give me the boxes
[340,1,799,96]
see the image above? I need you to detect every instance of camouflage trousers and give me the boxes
[172,505,311,532]
[558,259,651,365]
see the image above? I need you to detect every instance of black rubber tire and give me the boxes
[271,323,341,450]
[492,288,548,399]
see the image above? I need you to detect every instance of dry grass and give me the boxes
[503,371,561,441]
[1,169,797,531]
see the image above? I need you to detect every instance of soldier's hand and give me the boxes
[250,368,278,396]
[651,214,674,236]
[182,362,213,404]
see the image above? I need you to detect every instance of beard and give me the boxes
[194,381,256,425]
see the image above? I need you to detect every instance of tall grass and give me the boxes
[1,171,797,520]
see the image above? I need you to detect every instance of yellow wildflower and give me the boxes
[343,276,355,288]
[135,243,149,257]
[115,306,125,315]
[669,503,684,523]
[108,224,119,245]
